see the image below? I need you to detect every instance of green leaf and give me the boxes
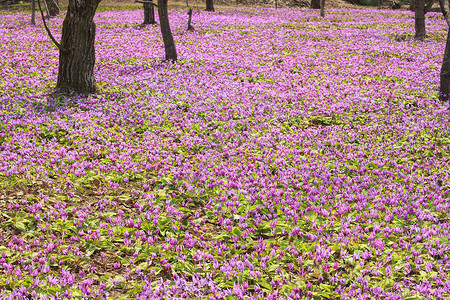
[219,281,234,288]
[14,221,28,231]
[0,246,10,256]
[440,236,450,245]
[320,284,334,292]
[268,263,279,272]
[313,290,332,298]
[232,227,242,238]
[258,278,272,291]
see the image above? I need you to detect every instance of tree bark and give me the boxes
[31,0,36,25]
[206,0,214,11]
[440,29,450,101]
[440,0,450,26]
[320,0,325,17]
[46,0,60,17]
[187,8,194,31]
[56,0,100,94]
[158,0,177,61]
[439,0,450,102]
[311,0,320,8]
[143,1,156,24]
[415,0,426,40]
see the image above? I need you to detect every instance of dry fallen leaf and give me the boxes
[93,178,101,187]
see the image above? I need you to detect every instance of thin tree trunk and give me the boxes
[439,0,450,102]
[46,0,60,17]
[143,1,156,24]
[206,0,214,11]
[440,29,450,101]
[311,0,320,9]
[56,0,100,93]
[158,0,177,61]
[320,0,325,17]
[415,0,426,39]
[31,0,36,25]
[187,8,194,31]
[410,0,416,11]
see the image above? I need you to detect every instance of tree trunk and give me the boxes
[415,0,426,40]
[46,0,60,17]
[440,29,450,101]
[158,0,177,61]
[206,0,214,11]
[311,0,320,9]
[187,8,194,31]
[31,0,36,25]
[410,0,416,10]
[439,0,450,102]
[143,2,156,24]
[56,0,100,94]
[320,0,325,17]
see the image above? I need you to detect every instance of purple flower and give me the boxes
[371,239,385,250]
[385,265,392,277]
[425,262,433,273]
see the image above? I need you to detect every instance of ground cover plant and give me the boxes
[1,6,450,300]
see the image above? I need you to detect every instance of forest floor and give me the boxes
[1,5,449,299]
[0,0,415,11]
